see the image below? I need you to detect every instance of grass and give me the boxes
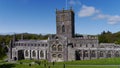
[9,64,120,68]
[50,66,119,68]
[53,58,120,65]
[14,65,119,68]
[1,58,120,68]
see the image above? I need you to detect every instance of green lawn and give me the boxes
[1,58,120,68]
[0,64,119,68]
[2,64,119,68]
[55,58,120,65]
[51,66,119,68]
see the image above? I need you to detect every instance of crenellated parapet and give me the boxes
[75,35,98,40]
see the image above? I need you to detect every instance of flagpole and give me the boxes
[66,0,67,9]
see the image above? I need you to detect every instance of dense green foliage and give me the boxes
[0,33,50,45]
[0,45,6,59]
[76,31,120,44]
[98,31,120,44]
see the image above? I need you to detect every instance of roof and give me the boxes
[15,40,48,43]
[100,43,115,45]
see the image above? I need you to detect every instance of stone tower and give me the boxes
[56,8,75,38]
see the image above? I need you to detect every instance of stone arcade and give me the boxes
[9,8,120,62]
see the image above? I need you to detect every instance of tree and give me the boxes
[0,44,6,59]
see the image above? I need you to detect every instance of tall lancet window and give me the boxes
[25,50,29,57]
[62,25,65,33]
[52,45,56,51]
[32,50,36,57]
[58,44,62,51]
[40,51,44,57]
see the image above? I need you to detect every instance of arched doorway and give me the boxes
[75,50,81,60]
[18,50,24,60]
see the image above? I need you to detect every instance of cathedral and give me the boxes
[9,8,120,62]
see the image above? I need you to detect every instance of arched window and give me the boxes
[86,44,88,47]
[62,25,65,33]
[58,44,62,51]
[55,36,58,39]
[80,44,82,47]
[115,51,119,57]
[32,50,36,57]
[25,50,29,57]
[58,54,62,58]
[40,51,44,57]
[78,50,82,57]
[91,50,96,57]
[84,50,88,57]
[100,51,103,57]
[52,45,56,51]
[52,54,56,58]
[92,45,94,47]
[107,51,111,58]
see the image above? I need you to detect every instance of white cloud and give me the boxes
[108,15,120,24]
[69,0,82,5]
[78,5,99,17]
[95,14,109,19]
[95,14,120,25]
[76,3,120,25]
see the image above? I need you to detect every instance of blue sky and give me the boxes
[0,0,120,35]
